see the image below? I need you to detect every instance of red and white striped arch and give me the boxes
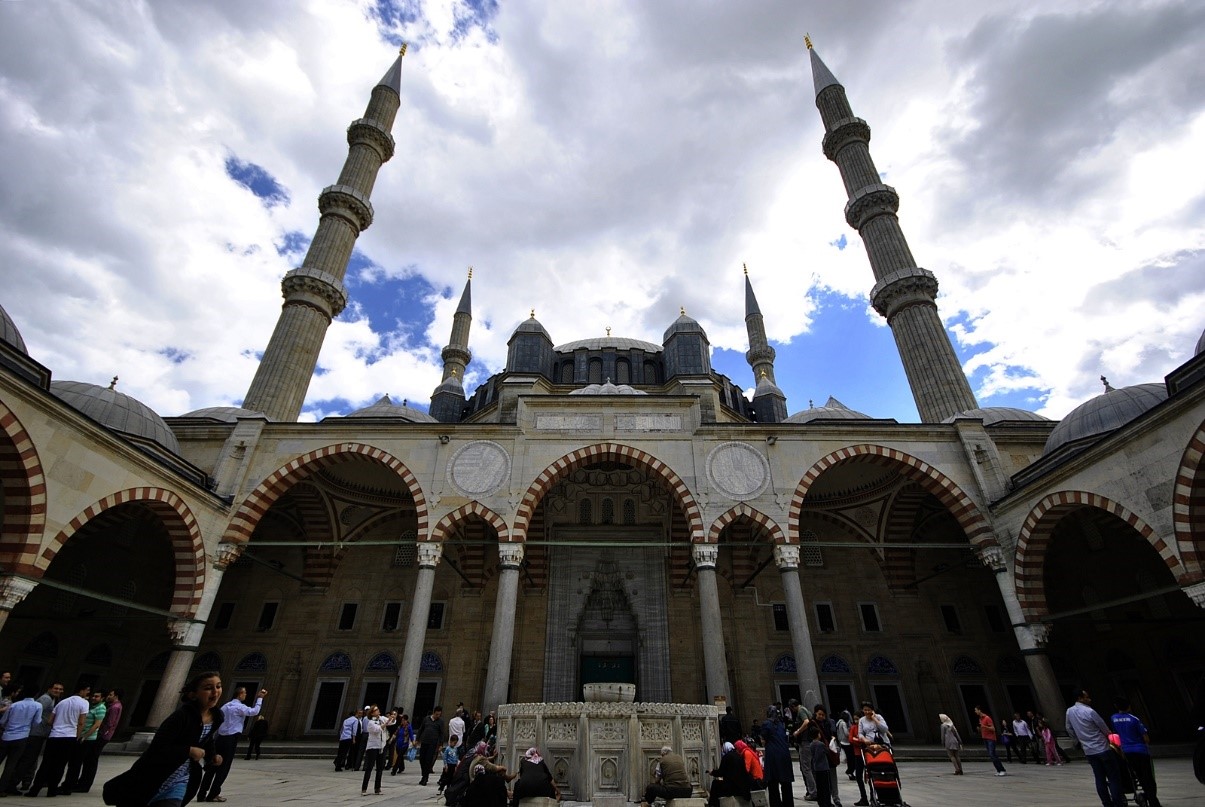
[430,501,510,544]
[0,402,47,574]
[706,502,787,545]
[1172,420,1205,583]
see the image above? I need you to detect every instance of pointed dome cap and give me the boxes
[569,379,647,396]
[511,311,551,339]
[807,40,841,98]
[784,395,870,424]
[0,303,27,354]
[178,406,265,422]
[941,407,1051,426]
[1196,327,1205,356]
[663,309,708,342]
[753,372,784,398]
[51,380,180,453]
[1043,382,1168,455]
[455,275,472,316]
[377,44,406,95]
[744,274,762,317]
[345,394,437,422]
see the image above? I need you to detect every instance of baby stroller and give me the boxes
[863,746,908,807]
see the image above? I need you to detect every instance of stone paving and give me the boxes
[31,754,1203,806]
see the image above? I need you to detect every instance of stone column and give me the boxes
[977,545,1065,729]
[397,542,443,715]
[483,543,524,714]
[775,544,821,707]
[693,544,730,703]
[0,575,37,636]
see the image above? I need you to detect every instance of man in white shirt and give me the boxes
[197,686,267,803]
[26,682,89,797]
[448,708,466,746]
[1011,712,1034,764]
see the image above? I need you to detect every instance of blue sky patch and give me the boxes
[225,155,290,207]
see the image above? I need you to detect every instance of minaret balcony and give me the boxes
[870,267,939,320]
[347,118,396,161]
[844,182,899,230]
[318,184,375,232]
[822,116,871,160]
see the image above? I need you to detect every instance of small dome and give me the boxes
[178,406,265,422]
[554,337,662,354]
[512,314,550,339]
[569,380,647,396]
[345,394,437,422]
[942,407,1051,426]
[1196,327,1205,356]
[51,380,180,454]
[1043,382,1168,455]
[784,395,870,424]
[0,303,27,354]
[753,374,785,398]
[662,311,707,342]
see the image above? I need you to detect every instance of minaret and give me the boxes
[807,38,977,423]
[430,269,473,422]
[242,47,408,421]
[743,265,787,422]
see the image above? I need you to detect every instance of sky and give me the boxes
[0,0,1202,424]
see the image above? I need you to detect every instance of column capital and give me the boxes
[1027,622,1051,649]
[417,541,444,569]
[773,543,801,570]
[167,619,205,649]
[976,545,1007,572]
[498,543,525,569]
[211,543,244,570]
[0,576,37,611]
[1183,580,1205,609]
[692,543,720,569]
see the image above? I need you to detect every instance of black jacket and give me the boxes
[103,703,223,807]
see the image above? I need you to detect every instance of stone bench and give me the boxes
[667,799,709,807]
[718,798,753,807]
[517,799,559,807]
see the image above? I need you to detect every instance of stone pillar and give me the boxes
[397,542,443,715]
[1184,580,1205,608]
[977,545,1065,729]
[483,544,524,714]
[692,544,729,703]
[0,575,37,636]
[775,544,821,707]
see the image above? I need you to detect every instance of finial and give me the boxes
[680,306,686,316]
[403,399,408,407]
[743,262,748,276]
[759,369,768,379]
[1100,375,1115,392]
[467,265,473,279]
[108,375,118,390]
[804,33,813,50]
[530,309,535,319]
[809,399,814,409]
[606,326,611,336]
[451,368,458,377]
[399,42,408,57]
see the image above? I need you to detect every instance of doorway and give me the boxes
[870,683,910,735]
[361,679,394,712]
[307,679,347,733]
[824,683,857,718]
[958,683,992,733]
[413,680,441,723]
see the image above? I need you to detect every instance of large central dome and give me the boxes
[554,337,662,353]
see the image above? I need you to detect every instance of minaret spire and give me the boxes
[743,265,787,422]
[808,43,977,422]
[242,48,407,421]
[430,267,474,422]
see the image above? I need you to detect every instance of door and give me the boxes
[870,683,909,735]
[362,680,393,712]
[824,683,857,718]
[776,683,801,708]
[413,680,440,724]
[1005,684,1036,715]
[128,679,161,728]
[308,680,347,733]
[958,684,991,735]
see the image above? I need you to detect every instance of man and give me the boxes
[415,705,444,786]
[788,700,816,800]
[197,686,267,803]
[1011,712,1033,763]
[26,681,89,797]
[1110,698,1161,807]
[465,710,485,748]
[719,706,743,744]
[1065,690,1125,807]
[76,689,121,794]
[14,683,60,793]
[973,706,1006,776]
[448,707,465,747]
[95,690,122,751]
[0,685,40,797]
[354,706,371,771]
[335,710,361,772]
[810,706,843,807]
[62,689,106,793]
[640,745,692,807]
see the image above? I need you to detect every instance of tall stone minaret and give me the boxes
[743,265,787,422]
[430,269,473,423]
[807,38,977,423]
[242,47,408,421]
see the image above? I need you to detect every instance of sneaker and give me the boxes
[995,771,1007,776]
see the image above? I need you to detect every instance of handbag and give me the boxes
[749,789,770,807]
[408,746,418,761]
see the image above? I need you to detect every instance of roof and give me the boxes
[942,407,1051,426]
[784,395,870,424]
[344,394,437,422]
[178,406,265,422]
[568,380,648,396]
[554,337,662,353]
[0,303,27,354]
[51,380,180,454]
[809,47,842,98]
[1043,383,1168,455]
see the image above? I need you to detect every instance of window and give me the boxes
[984,604,1006,632]
[256,602,279,632]
[622,499,636,525]
[772,604,790,631]
[381,601,403,632]
[800,530,824,567]
[578,499,592,525]
[600,498,614,525]
[814,602,836,633]
[427,602,446,630]
[858,602,881,632]
[337,603,358,631]
[214,602,236,631]
[589,358,602,384]
[940,605,962,634]
[616,359,630,384]
[560,362,574,384]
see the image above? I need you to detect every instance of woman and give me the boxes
[465,741,513,783]
[734,739,763,785]
[760,706,794,807]
[845,720,868,807]
[707,742,753,807]
[939,714,963,775]
[836,711,854,781]
[391,713,415,775]
[462,763,508,807]
[102,672,224,807]
[361,706,395,796]
[510,746,558,806]
[482,714,497,752]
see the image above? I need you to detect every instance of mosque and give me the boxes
[1,42,1202,751]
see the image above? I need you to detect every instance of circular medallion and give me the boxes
[448,440,511,497]
[706,441,770,500]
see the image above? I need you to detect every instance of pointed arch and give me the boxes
[430,501,511,543]
[707,503,786,544]
[512,443,703,542]
[1015,491,1171,620]
[43,488,206,617]
[1172,420,1205,581]
[223,443,428,544]
[788,444,996,550]
[0,401,47,573]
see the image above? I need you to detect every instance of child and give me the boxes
[437,735,461,793]
[1039,719,1061,766]
[807,726,832,807]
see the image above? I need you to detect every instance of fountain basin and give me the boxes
[582,682,636,703]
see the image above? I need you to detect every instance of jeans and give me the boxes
[361,748,386,793]
[983,740,1005,773]
[1124,752,1160,807]
[198,733,240,800]
[1085,751,1125,807]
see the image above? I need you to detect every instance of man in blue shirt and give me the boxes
[1065,690,1124,807]
[1110,698,1161,807]
[0,685,41,795]
[197,686,267,803]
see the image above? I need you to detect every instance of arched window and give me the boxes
[560,362,574,384]
[819,654,852,675]
[773,654,797,674]
[579,499,593,525]
[589,358,603,384]
[867,655,900,676]
[600,498,614,525]
[643,361,660,384]
[84,644,113,667]
[366,652,398,672]
[615,359,630,384]
[951,655,984,676]
[622,499,636,525]
[191,651,223,673]
[235,653,269,673]
[24,632,59,660]
[420,652,444,673]
[319,652,353,672]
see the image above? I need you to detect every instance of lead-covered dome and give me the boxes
[784,396,870,424]
[345,394,437,422]
[0,303,27,354]
[942,407,1050,426]
[178,406,264,422]
[662,311,707,342]
[554,337,662,353]
[51,380,180,454]
[1043,382,1167,455]
[1196,327,1205,356]
[569,380,648,396]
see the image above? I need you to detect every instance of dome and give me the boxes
[784,395,870,424]
[569,380,647,396]
[178,406,264,422]
[554,337,662,354]
[662,311,707,342]
[1043,382,1168,455]
[344,394,437,422]
[753,374,785,398]
[941,407,1051,426]
[1196,327,1205,356]
[0,303,27,354]
[51,380,180,454]
[511,314,550,339]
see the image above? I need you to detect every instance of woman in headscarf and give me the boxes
[939,713,963,775]
[707,742,753,807]
[510,746,558,806]
[760,706,794,807]
[466,741,514,783]
[461,762,508,807]
[734,739,763,785]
